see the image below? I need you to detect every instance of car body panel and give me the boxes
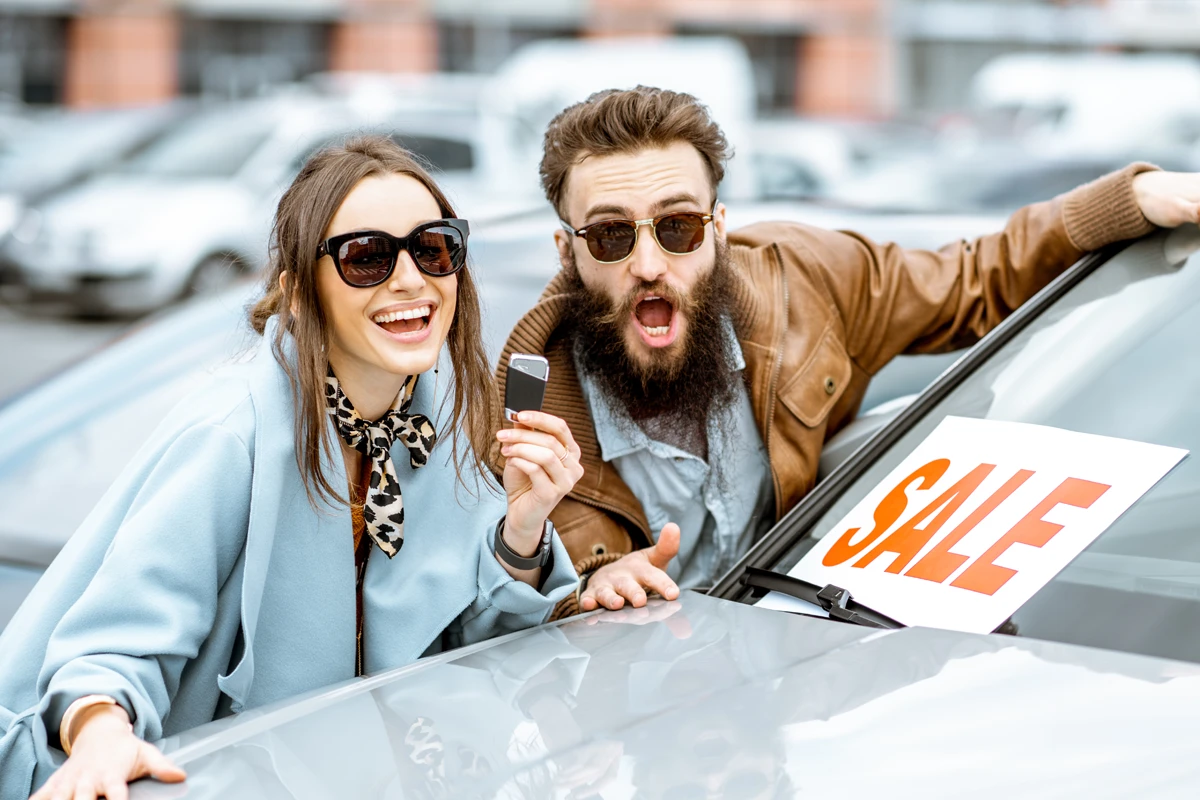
[131,591,1200,799]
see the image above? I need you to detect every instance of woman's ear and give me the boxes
[279,271,300,318]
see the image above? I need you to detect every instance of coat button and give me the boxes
[824,376,837,395]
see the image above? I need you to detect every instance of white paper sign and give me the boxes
[785,417,1187,634]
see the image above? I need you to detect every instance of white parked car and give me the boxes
[0,94,491,315]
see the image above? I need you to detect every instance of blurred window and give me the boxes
[180,18,331,99]
[0,13,67,104]
[768,231,1200,664]
[436,21,578,73]
[0,107,176,194]
[396,134,475,173]
[120,107,274,178]
[678,28,797,114]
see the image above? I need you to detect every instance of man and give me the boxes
[494,86,1200,616]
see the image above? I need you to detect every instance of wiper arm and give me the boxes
[740,566,904,629]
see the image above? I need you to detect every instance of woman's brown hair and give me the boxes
[250,134,498,507]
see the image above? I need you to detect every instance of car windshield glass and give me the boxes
[0,109,169,193]
[120,106,272,178]
[766,227,1200,664]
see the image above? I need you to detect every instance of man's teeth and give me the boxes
[643,325,669,336]
[372,306,431,324]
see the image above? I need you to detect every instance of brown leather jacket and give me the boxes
[494,163,1158,591]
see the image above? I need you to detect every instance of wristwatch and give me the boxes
[494,516,554,570]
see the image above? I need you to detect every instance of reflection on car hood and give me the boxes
[135,592,1200,799]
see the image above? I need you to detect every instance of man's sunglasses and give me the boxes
[316,218,469,288]
[560,204,716,264]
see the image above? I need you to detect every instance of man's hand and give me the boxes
[1133,171,1200,229]
[580,523,681,611]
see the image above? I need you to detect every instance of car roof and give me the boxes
[140,591,1200,798]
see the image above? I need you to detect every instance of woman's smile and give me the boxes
[370,300,437,343]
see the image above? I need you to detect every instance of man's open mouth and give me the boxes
[632,294,677,346]
[372,304,432,335]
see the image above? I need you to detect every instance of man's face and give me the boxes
[555,141,727,373]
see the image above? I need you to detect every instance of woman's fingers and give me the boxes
[502,443,570,487]
[510,411,581,459]
[497,428,569,459]
[140,743,186,783]
[100,776,130,800]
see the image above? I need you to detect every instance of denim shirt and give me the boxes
[575,321,774,589]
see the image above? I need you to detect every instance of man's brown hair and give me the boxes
[540,86,731,219]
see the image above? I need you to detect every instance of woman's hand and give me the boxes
[496,410,584,552]
[32,705,185,800]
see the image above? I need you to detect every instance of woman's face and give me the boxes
[316,173,458,387]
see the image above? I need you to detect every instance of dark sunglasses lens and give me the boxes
[585,220,638,262]
[338,236,395,286]
[411,225,466,275]
[655,213,707,254]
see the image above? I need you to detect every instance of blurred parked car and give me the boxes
[122,226,1200,798]
[0,103,192,250]
[0,94,492,316]
[0,204,1007,631]
[829,146,1195,215]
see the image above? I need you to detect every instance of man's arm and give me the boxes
[778,163,1165,375]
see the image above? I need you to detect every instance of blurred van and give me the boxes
[482,36,758,202]
[967,52,1200,158]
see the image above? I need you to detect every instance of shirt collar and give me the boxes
[576,315,746,463]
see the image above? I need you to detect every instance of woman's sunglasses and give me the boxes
[316,218,469,288]
[561,204,716,264]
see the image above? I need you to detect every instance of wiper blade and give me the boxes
[740,566,904,629]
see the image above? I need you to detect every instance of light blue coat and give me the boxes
[0,319,576,798]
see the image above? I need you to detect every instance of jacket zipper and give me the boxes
[765,244,790,521]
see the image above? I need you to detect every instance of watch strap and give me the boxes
[494,516,553,570]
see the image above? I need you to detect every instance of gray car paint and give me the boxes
[131,591,1200,799]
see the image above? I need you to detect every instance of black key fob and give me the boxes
[505,353,549,423]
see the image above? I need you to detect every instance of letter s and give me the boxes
[822,459,951,567]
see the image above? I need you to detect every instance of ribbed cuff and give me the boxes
[1062,161,1160,252]
[550,551,628,621]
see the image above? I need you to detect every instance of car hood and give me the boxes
[134,592,1200,799]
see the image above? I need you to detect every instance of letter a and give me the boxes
[853,464,995,573]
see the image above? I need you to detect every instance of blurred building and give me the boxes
[1,0,1199,117]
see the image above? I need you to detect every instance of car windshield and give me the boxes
[0,108,171,193]
[766,226,1200,664]
[119,105,273,178]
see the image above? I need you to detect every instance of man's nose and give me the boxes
[626,223,669,283]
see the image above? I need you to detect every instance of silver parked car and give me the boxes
[125,223,1200,797]
[0,95,490,315]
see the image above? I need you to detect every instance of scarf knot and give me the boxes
[325,371,436,557]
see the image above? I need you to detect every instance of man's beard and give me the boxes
[561,242,739,427]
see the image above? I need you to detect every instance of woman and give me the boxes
[0,136,584,800]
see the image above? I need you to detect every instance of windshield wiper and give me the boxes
[740,567,904,629]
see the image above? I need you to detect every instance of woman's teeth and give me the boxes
[372,306,431,324]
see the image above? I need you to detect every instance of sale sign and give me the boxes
[787,417,1187,633]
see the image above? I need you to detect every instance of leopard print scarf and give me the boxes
[325,370,436,558]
